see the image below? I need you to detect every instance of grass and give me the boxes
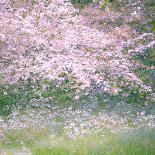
[31,128,155,155]
[1,130,35,149]
[2,126,154,155]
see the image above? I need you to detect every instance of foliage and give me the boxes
[0,85,22,116]
[124,86,149,105]
[134,48,155,67]
[133,48,155,92]
[0,75,80,116]
[40,73,78,107]
[70,0,93,8]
